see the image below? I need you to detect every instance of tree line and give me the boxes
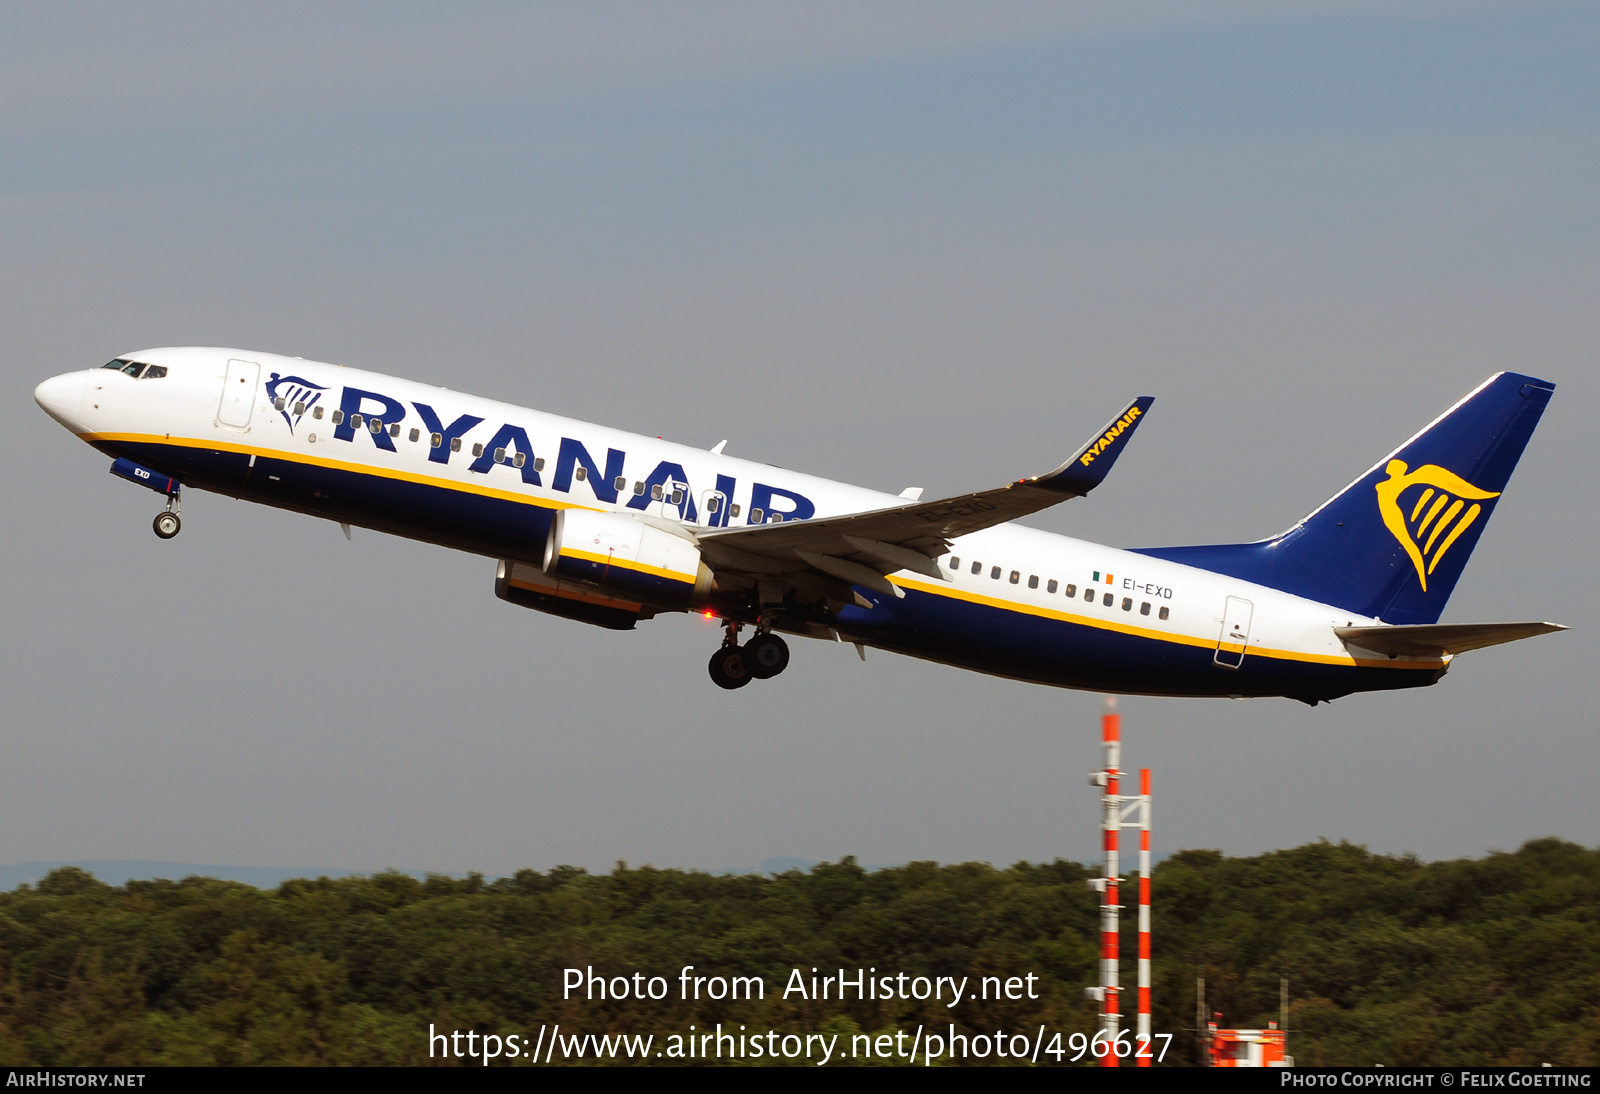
[0,838,1594,1065]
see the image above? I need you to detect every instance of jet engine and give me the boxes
[494,558,656,631]
[547,507,713,605]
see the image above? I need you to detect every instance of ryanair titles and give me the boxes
[1077,405,1143,467]
[322,384,814,526]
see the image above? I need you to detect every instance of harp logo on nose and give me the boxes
[264,373,328,434]
[1375,460,1500,591]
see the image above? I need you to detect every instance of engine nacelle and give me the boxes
[495,559,654,631]
[543,508,713,608]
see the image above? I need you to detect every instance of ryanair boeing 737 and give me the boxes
[34,350,1563,702]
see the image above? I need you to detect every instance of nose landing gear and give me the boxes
[109,458,183,539]
[152,494,182,539]
[706,620,791,690]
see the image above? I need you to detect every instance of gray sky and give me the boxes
[3,1,1596,876]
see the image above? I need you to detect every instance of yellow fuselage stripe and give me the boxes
[84,430,592,512]
[888,576,1445,670]
[95,432,1438,671]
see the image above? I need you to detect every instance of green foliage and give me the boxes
[0,841,1594,1065]
[1148,838,1600,1066]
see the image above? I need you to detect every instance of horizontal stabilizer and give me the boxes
[1334,621,1566,657]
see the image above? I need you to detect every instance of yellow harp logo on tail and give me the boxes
[1375,460,1499,592]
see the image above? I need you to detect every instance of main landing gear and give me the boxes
[152,496,181,539]
[708,620,791,690]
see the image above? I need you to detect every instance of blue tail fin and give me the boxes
[1133,373,1555,624]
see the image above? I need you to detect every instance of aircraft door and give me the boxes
[217,358,260,430]
[700,488,728,527]
[1213,596,1254,669]
[657,479,692,522]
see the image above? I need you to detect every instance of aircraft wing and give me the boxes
[696,396,1153,600]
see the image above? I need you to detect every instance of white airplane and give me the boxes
[34,349,1563,702]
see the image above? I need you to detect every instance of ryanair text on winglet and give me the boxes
[1078,406,1142,467]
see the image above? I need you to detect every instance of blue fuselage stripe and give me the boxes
[101,437,1439,701]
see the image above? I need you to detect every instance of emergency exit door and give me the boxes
[1214,596,1254,669]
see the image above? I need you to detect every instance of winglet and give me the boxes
[1032,396,1155,495]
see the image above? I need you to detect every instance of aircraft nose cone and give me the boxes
[34,371,87,429]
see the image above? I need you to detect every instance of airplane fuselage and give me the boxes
[34,347,1455,702]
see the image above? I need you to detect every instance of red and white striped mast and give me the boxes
[1136,765,1152,1067]
[1086,697,1152,1067]
[1099,698,1122,1065]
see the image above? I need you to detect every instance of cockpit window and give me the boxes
[103,359,164,378]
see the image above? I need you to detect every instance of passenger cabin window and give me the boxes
[1122,597,1132,611]
[534,457,545,471]
[750,508,764,523]
[409,428,420,442]
[449,437,460,452]
[331,410,344,424]
[1047,579,1058,593]
[513,452,526,468]
[1103,593,1113,607]
[670,489,683,505]
[633,481,646,495]
[349,414,362,429]
[371,419,384,434]
[142,366,167,379]
[314,406,325,420]
[389,423,400,437]
[614,476,628,491]
[706,496,720,513]
[971,561,981,575]
[493,447,506,463]
[575,466,587,481]
[1027,575,1038,589]
[990,566,1001,580]
[651,484,663,501]
[1009,571,1020,584]
[730,504,741,517]
[429,432,443,448]
[471,442,483,457]
[1159,606,1170,621]
[274,397,286,410]
[948,556,960,570]
[1063,583,1075,597]
[770,513,783,524]
[1084,586,1094,601]
[1140,602,1151,616]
